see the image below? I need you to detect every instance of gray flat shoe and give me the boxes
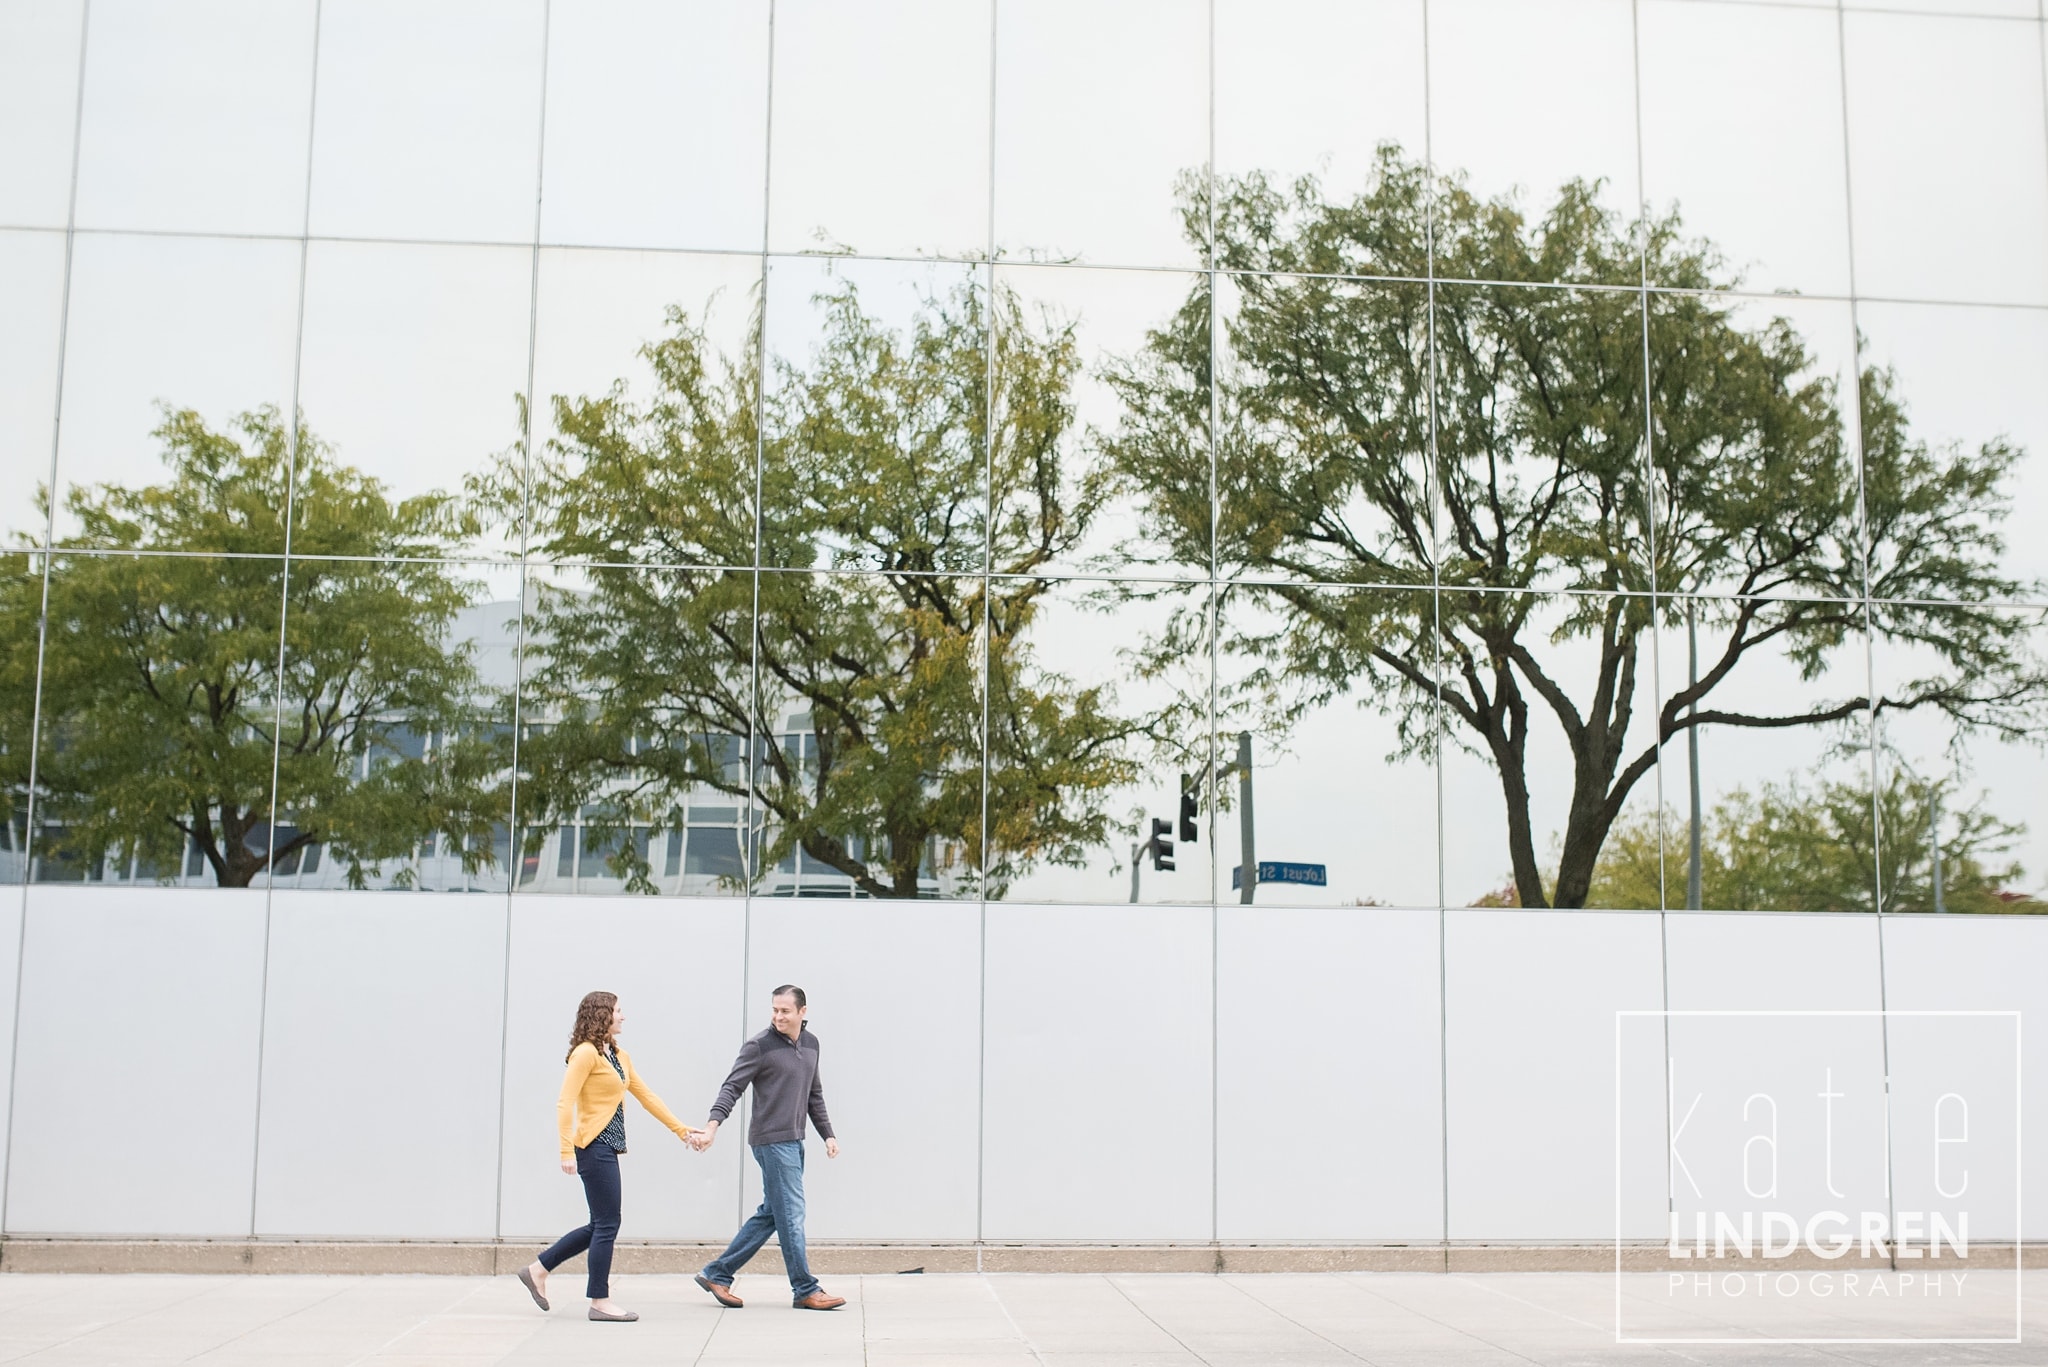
[515,1265,549,1311]
[589,1307,639,1322]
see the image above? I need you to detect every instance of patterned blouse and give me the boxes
[595,1045,628,1153]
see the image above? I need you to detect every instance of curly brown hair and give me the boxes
[566,990,619,1062]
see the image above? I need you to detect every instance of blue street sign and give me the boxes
[1231,861,1327,889]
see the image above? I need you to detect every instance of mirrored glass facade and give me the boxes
[3,0,2045,915]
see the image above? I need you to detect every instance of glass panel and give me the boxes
[0,550,38,885]
[307,0,547,244]
[1871,602,2048,914]
[30,552,281,887]
[1654,592,1874,913]
[1209,271,1430,588]
[1844,1,2038,27]
[993,263,1204,581]
[1217,584,1438,908]
[994,0,1208,269]
[1438,591,1663,910]
[52,233,300,551]
[527,246,761,557]
[295,241,533,561]
[990,578,1211,905]
[1214,0,1426,212]
[271,558,518,892]
[769,0,989,260]
[1434,283,1649,596]
[539,0,769,253]
[1854,300,2048,600]
[753,570,984,901]
[1637,0,1851,297]
[1843,10,2048,306]
[0,230,65,546]
[761,256,985,573]
[515,562,753,895]
[1649,292,1861,600]
[72,0,316,236]
[0,0,85,230]
[1427,0,1640,285]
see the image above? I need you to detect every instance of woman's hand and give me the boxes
[560,1158,576,1176]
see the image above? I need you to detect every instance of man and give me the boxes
[689,984,845,1311]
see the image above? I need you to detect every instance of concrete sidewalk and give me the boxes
[0,1271,2038,1365]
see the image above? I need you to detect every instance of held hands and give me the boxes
[675,1122,835,1156]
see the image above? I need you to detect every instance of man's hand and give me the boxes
[824,1137,840,1159]
[691,1121,718,1152]
[560,1158,576,1175]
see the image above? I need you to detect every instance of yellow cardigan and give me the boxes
[557,1042,696,1158]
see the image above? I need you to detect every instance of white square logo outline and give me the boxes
[1612,1009,2022,1346]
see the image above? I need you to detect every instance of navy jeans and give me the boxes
[538,1142,622,1299]
[701,1141,818,1300]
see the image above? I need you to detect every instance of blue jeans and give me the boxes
[538,1141,622,1299]
[701,1141,818,1300]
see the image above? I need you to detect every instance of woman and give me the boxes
[516,990,699,1322]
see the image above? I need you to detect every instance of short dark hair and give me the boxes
[772,983,806,1008]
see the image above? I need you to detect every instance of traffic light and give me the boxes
[1148,817,1175,872]
[1178,772,1199,843]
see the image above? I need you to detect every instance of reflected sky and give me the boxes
[5,0,2048,907]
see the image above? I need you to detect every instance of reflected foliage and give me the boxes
[512,280,1142,897]
[1588,768,2034,914]
[1,408,508,886]
[9,147,2044,908]
[1112,148,2047,907]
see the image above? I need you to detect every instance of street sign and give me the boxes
[1231,861,1327,889]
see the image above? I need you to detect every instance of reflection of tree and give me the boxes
[1584,767,2035,914]
[0,408,508,887]
[1112,149,2048,908]
[511,281,1141,898]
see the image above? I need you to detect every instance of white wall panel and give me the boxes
[497,896,745,1242]
[4,888,265,1235]
[1445,909,1666,1240]
[739,902,980,1242]
[0,897,19,1201]
[1660,913,1889,1240]
[982,903,1213,1241]
[251,892,507,1238]
[1217,907,1443,1241]
[1882,914,2045,1241]
[1665,910,1882,1011]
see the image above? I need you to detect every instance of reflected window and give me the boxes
[0,0,86,229]
[994,0,1209,269]
[307,0,547,244]
[0,230,66,546]
[73,0,316,236]
[769,0,989,260]
[540,0,768,253]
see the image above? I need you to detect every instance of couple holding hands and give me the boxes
[516,985,845,1322]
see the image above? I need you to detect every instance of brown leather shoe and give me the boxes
[695,1274,743,1308]
[793,1291,846,1311]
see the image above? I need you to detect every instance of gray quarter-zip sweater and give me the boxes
[708,1024,835,1146]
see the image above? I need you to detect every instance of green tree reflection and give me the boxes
[1,408,509,887]
[1584,768,2034,914]
[1109,150,2048,908]
[509,279,1144,897]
